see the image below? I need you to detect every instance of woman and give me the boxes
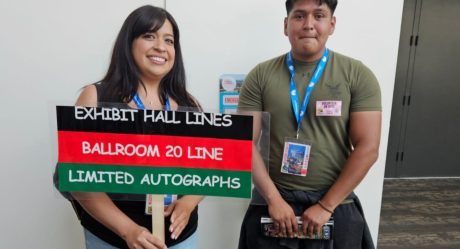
[73,5,203,249]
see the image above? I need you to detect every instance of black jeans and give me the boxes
[238,189,374,249]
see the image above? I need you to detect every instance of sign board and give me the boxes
[56,106,253,198]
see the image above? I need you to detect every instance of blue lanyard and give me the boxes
[287,48,329,135]
[133,93,171,111]
[133,93,172,205]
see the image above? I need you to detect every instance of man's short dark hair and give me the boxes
[285,0,338,15]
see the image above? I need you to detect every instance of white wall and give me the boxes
[0,0,403,248]
[0,1,164,248]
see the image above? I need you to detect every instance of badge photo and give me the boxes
[281,139,311,177]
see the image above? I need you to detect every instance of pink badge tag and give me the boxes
[316,101,342,116]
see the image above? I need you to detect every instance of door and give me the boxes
[386,0,460,177]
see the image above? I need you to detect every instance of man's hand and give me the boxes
[268,196,298,238]
[301,204,332,237]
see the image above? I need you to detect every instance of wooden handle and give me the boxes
[151,194,165,243]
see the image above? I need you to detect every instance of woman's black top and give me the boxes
[75,83,198,248]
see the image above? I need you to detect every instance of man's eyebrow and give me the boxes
[292,9,307,14]
[314,8,329,13]
[291,8,328,15]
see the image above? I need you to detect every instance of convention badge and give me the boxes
[316,101,342,117]
[145,194,178,215]
[280,137,312,177]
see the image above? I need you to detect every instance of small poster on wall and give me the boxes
[219,74,245,114]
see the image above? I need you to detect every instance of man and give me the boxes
[238,0,381,248]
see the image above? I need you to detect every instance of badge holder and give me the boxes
[280,137,312,177]
[234,110,270,206]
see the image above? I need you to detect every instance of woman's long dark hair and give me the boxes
[96,5,198,108]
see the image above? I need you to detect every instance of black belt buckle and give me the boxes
[260,216,334,240]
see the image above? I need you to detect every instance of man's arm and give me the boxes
[246,111,299,237]
[302,111,382,235]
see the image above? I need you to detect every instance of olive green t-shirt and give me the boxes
[238,51,381,191]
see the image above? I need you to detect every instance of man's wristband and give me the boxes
[317,200,334,214]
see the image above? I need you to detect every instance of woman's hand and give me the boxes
[123,223,167,249]
[164,195,203,240]
[73,192,166,249]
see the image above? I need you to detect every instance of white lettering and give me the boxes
[222,114,232,127]
[74,106,85,120]
[231,178,241,189]
[185,112,233,127]
[81,142,160,157]
[220,177,231,188]
[73,107,137,121]
[67,170,134,185]
[143,110,181,124]
[187,146,223,161]
[172,175,183,185]
[136,173,241,190]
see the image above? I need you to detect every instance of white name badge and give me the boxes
[280,138,312,177]
[316,101,342,116]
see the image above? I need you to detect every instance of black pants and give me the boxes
[238,198,373,249]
